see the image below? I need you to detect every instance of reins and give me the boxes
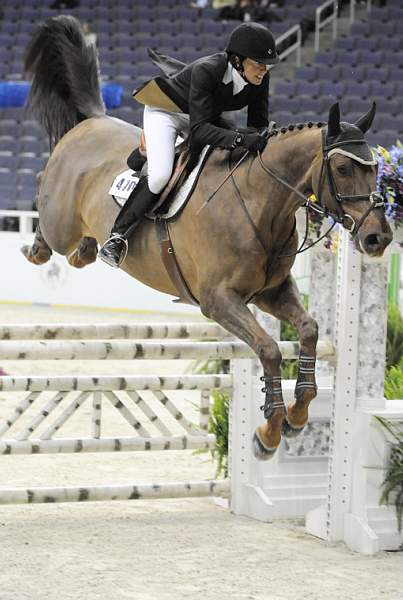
[203,123,385,265]
[256,151,337,257]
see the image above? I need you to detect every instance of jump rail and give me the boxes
[0,480,230,505]
[0,339,335,360]
[0,322,228,340]
[0,374,232,392]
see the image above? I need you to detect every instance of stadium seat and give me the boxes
[343,82,370,99]
[275,82,297,97]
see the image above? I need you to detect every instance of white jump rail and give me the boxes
[0,322,228,340]
[0,480,231,505]
[0,374,232,392]
[315,0,338,52]
[0,339,335,361]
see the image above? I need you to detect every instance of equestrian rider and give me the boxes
[98,22,279,268]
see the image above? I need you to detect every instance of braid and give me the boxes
[268,121,325,138]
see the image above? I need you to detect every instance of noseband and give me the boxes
[315,129,384,237]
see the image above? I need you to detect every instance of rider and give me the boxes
[98,22,279,268]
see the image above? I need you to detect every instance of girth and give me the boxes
[155,219,199,306]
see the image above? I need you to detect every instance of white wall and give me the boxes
[0,210,311,313]
[0,231,198,315]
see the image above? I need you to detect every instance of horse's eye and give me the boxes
[337,165,349,176]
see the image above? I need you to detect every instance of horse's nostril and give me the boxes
[365,234,380,247]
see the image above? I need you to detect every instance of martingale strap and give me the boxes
[259,374,286,419]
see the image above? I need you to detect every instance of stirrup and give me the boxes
[98,234,129,268]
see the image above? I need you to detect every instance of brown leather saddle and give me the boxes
[127,131,205,306]
[127,131,192,216]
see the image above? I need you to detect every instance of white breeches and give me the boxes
[143,105,190,194]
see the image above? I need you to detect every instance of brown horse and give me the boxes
[22,16,392,460]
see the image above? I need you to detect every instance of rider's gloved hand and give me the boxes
[242,133,267,152]
[230,131,266,153]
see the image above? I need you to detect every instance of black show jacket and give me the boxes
[133,52,270,150]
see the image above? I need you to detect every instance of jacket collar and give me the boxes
[222,63,248,95]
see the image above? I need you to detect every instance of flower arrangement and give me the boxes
[307,140,403,251]
[376,141,403,232]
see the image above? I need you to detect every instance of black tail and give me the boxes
[24,15,105,148]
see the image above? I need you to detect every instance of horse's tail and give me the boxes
[24,15,105,148]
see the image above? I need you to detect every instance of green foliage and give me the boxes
[386,303,403,370]
[384,362,403,400]
[281,359,298,380]
[375,416,403,533]
[280,294,308,379]
[191,357,229,478]
[192,358,230,375]
[208,390,230,478]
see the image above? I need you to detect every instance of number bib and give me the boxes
[108,169,139,202]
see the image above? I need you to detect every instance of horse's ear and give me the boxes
[355,102,376,134]
[327,102,341,138]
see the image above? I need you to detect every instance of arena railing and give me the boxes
[314,0,338,53]
[350,0,372,24]
[0,209,37,235]
[277,24,302,67]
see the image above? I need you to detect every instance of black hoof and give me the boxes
[252,431,278,461]
[281,418,306,439]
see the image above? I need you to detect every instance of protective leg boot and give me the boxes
[98,178,159,268]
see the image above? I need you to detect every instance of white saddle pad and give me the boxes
[109,145,210,215]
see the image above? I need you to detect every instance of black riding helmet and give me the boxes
[226,22,279,65]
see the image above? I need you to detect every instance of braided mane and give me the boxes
[268,121,325,139]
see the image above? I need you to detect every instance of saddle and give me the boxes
[125,132,212,307]
[126,131,193,218]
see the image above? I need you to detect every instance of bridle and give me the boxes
[256,127,385,257]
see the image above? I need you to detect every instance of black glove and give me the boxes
[241,133,267,153]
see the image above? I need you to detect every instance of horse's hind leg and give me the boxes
[67,236,98,269]
[200,287,286,461]
[21,170,53,265]
[255,275,318,438]
[21,223,53,265]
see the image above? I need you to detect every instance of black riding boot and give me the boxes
[98,177,159,268]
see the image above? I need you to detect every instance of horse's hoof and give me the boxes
[20,245,51,265]
[281,418,306,439]
[252,431,278,461]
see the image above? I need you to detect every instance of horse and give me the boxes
[22,16,392,460]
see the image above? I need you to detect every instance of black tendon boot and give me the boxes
[98,178,159,268]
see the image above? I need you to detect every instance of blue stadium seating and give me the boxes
[0,0,401,213]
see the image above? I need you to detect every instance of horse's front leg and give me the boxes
[200,287,286,461]
[255,274,318,438]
